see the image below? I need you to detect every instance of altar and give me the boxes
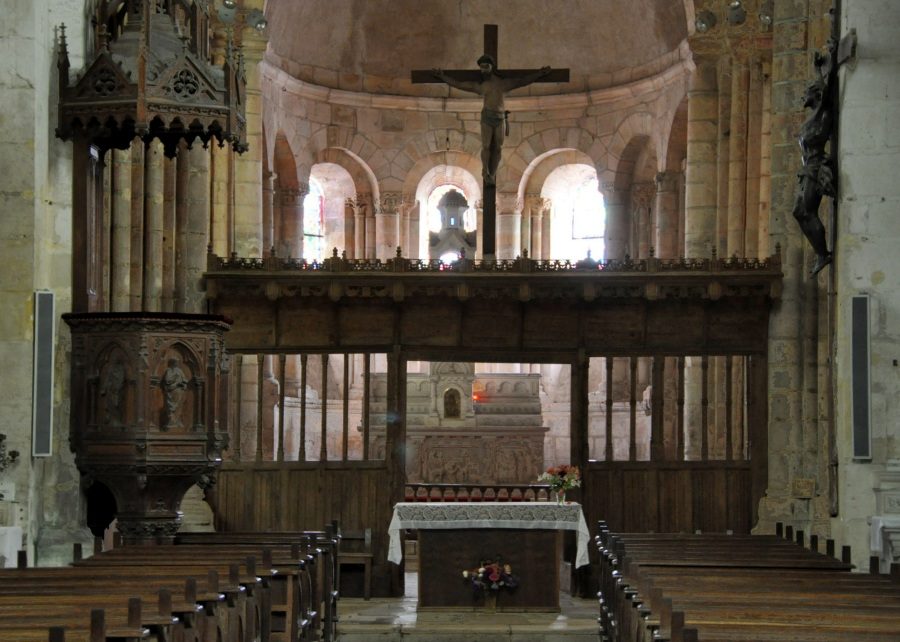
[388,502,590,611]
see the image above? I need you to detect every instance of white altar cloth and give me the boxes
[869,515,900,573]
[388,501,591,568]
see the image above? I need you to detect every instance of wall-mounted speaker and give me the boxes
[32,290,55,457]
[851,294,871,460]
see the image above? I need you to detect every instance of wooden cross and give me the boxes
[411,24,569,85]
[411,24,569,258]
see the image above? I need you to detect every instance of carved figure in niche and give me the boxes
[161,357,188,429]
[100,359,126,426]
[443,388,461,418]
[794,39,838,276]
[432,58,551,186]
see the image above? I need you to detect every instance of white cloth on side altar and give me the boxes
[869,515,900,573]
[387,501,591,568]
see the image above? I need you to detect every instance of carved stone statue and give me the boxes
[794,39,838,276]
[161,357,188,429]
[432,57,551,186]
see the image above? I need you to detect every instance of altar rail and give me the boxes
[404,483,553,502]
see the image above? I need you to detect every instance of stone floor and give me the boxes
[337,573,599,641]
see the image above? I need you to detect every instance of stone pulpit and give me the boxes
[64,312,231,544]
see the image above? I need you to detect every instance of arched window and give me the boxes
[303,178,325,261]
[544,165,607,261]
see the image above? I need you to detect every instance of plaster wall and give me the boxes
[832,0,900,571]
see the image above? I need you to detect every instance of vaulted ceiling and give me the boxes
[263,0,692,95]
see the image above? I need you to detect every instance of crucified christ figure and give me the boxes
[432,56,551,186]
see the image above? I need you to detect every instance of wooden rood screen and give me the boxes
[585,354,759,534]
[205,250,781,596]
[225,352,386,463]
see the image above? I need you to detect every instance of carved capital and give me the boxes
[496,192,522,213]
[377,191,406,215]
[277,186,308,207]
[524,193,549,213]
[631,182,656,211]
[655,171,681,191]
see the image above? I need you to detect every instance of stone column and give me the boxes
[232,28,267,257]
[631,182,655,258]
[143,140,164,311]
[474,201,484,259]
[262,171,276,254]
[496,192,521,260]
[162,154,177,312]
[323,188,347,256]
[408,200,421,259]
[541,200,552,259]
[376,192,402,260]
[727,57,751,257]
[277,185,306,259]
[208,141,231,256]
[684,57,719,257]
[716,58,733,257]
[525,194,545,259]
[343,198,356,257]
[756,0,831,537]
[603,185,629,260]
[110,147,132,311]
[181,145,211,313]
[362,192,376,258]
[350,197,367,259]
[654,171,680,259]
[129,141,145,311]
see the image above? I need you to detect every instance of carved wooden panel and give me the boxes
[401,301,462,346]
[63,312,231,544]
[462,300,521,348]
[523,302,580,349]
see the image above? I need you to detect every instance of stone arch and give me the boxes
[366,131,484,195]
[273,133,300,189]
[309,161,357,256]
[518,148,598,202]
[413,163,482,259]
[504,127,604,193]
[403,150,482,199]
[603,112,656,189]
[303,125,382,196]
[317,147,378,200]
[662,94,689,173]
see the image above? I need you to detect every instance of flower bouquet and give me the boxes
[462,557,519,597]
[537,464,581,503]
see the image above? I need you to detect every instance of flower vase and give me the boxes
[484,592,497,612]
[554,490,566,505]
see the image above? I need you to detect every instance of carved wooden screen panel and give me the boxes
[226,351,386,462]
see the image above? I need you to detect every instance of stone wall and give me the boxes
[834,0,900,571]
[0,0,92,565]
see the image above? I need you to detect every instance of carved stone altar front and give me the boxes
[64,313,231,544]
[370,362,547,484]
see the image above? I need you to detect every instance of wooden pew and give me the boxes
[595,527,900,642]
[0,555,256,642]
[174,529,340,642]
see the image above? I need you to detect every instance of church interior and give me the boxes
[2,0,900,639]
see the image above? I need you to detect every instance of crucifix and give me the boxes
[412,24,569,258]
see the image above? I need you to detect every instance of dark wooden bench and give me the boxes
[595,525,900,642]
